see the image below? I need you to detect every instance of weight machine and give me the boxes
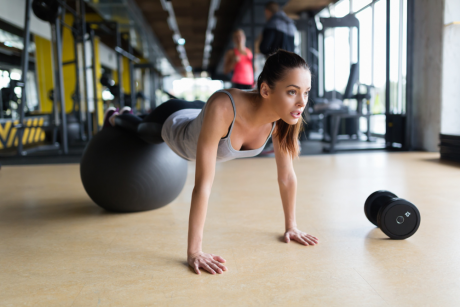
[302,14,374,153]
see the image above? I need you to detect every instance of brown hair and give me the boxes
[257,50,310,158]
[265,1,280,14]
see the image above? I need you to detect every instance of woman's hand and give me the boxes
[284,227,319,246]
[187,252,227,275]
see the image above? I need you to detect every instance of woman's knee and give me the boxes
[114,115,142,133]
[137,122,164,144]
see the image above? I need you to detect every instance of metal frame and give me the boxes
[319,15,361,95]
[89,28,101,131]
[16,0,32,155]
[87,21,139,112]
[128,33,136,110]
[10,0,95,156]
[115,23,124,108]
[71,16,85,141]
[317,15,378,153]
[385,0,390,143]
[385,0,412,149]
[405,0,414,150]
[52,15,69,154]
[13,0,61,156]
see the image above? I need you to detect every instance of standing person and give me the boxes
[223,29,254,90]
[257,2,298,155]
[103,50,318,275]
[259,1,297,57]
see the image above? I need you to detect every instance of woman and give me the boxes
[223,29,254,90]
[103,50,319,275]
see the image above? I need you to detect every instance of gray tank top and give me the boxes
[161,90,276,162]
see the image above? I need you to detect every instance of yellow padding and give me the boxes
[10,130,17,147]
[22,128,29,145]
[0,121,11,141]
[35,118,43,142]
[28,118,38,143]
[0,118,47,149]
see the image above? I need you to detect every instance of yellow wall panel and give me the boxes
[123,57,130,94]
[94,37,104,126]
[34,35,54,113]
[62,14,76,113]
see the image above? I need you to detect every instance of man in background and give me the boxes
[257,2,299,156]
[259,1,297,57]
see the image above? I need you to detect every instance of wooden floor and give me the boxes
[1,152,459,306]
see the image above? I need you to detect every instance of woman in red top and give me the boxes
[224,29,254,90]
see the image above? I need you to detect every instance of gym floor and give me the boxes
[0,152,459,306]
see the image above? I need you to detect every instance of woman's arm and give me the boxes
[223,49,238,75]
[187,94,234,274]
[273,135,319,246]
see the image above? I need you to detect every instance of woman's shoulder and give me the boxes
[205,91,236,120]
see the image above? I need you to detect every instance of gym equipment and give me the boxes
[440,134,460,163]
[1,87,18,114]
[32,0,60,23]
[80,127,188,212]
[364,190,421,239]
[300,15,376,152]
[100,72,114,87]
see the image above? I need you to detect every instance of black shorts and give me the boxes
[232,83,253,90]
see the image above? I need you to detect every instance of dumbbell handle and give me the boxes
[373,194,399,211]
[365,190,398,226]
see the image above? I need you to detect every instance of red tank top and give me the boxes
[231,48,254,86]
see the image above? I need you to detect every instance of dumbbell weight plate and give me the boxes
[377,198,421,239]
[364,190,398,226]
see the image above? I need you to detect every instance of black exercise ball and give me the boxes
[80,127,188,212]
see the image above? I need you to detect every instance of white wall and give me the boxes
[99,42,117,71]
[0,0,51,39]
[444,0,460,25]
[440,0,460,135]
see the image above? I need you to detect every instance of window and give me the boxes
[388,0,407,114]
[352,0,372,12]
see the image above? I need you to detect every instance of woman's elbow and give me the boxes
[277,173,297,187]
[192,185,212,198]
[223,66,231,74]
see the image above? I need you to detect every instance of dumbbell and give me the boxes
[364,191,421,239]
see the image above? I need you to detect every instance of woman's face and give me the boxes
[233,31,245,46]
[264,68,311,125]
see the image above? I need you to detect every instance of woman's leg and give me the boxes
[143,99,205,125]
[114,113,142,134]
[105,99,205,144]
[137,99,205,144]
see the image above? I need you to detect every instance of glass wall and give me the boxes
[388,0,407,115]
[316,0,406,137]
